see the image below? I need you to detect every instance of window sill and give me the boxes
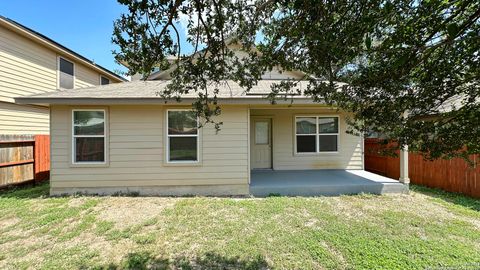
[163,161,202,167]
[70,162,109,168]
[294,152,339,157]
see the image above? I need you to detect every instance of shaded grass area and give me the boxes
[411,185,480,214]
[0,182,479,269]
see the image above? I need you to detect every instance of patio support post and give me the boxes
[399,145,410,188]
[399,110,410,191]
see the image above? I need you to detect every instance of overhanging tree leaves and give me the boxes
[113,0,480,160]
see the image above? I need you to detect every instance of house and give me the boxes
[15,44,409,196]
[0,16,126,137]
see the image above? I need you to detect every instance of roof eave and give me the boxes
[15,97,324,106]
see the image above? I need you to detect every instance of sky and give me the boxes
[0,1,260,77]
[0,0,149,75]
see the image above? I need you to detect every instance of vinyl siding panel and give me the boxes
[49,105,249,190]
[0,27,57,103]
[235,49,303,80]
[75,63,100,88]
[0,101,49,134]
[251,108,363,170]
[261,69,302,80]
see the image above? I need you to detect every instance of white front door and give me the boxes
[251,118,272,169]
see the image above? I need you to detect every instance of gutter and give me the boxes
[15,97,325,106]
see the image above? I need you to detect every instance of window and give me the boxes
[255,121,269,145]
[295,116,339,153]
[72,110,106,163]
[167,110,199,162]
[59,57,74,89]
[100,76,110,85]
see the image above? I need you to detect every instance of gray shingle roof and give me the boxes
[23,80,314,99]
[16,80,327,106]
[436,95,474,113]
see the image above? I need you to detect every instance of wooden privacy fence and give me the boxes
[364,138,480,198]
[0,135,50,187]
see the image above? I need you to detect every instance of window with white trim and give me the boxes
[295,116,339,153]
[72,110,106,163]
[167,110,199,162]
[59,57,74,89]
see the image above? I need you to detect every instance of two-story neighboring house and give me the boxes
[0,16,126,187]
[0,16,126,136]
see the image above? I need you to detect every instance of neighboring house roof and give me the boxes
[0,15,127,82]
[15,80,329,105]
[149,66,307,81]
[146,42,309,81]
[436,95,478,113]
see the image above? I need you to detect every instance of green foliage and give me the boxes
[95,220,115,235]
[42,246,99,270]
[113,0,479,160]
[0,182,49,199]
[120,251,157,269]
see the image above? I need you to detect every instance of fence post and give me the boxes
[33,137,37,184]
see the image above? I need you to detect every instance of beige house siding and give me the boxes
[75,63,102,88]
[250,108,363,170]
[0,101,49,134]
[0,24,122,135]
[49,104,364,195]
[0,26,57,103]
[49,105,249,195]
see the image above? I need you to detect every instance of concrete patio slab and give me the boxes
[250,169,407,197]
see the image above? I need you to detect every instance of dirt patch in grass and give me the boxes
[69,232,138,264]
[328,196,373,220]
[0,231,50,268]
[67,197,91,208]
[94,197,175,229]
[0,227,140,268]
[330,192,478,227]
[0,216,20,229]
[392,192,480,230]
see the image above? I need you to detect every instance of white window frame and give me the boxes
[295,115,340,154]
[99,75,110,85]
[166,109,200,164]
[57,56,75,89]
[72,109,107,165]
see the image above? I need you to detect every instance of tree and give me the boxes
[113,0,480,160]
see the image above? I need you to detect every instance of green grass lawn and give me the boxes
[0,183,479,270]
